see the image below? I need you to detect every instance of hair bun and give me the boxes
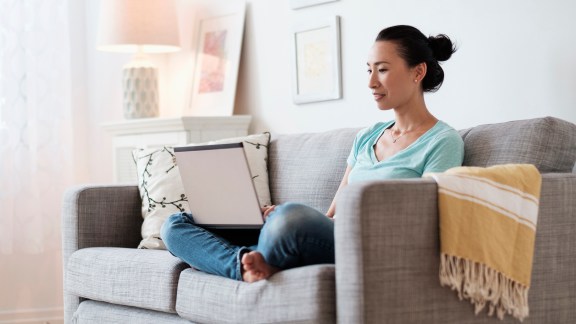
[428,34,456,62]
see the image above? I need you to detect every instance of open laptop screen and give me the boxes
[174,143,264,229]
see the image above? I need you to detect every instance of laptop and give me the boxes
[173,142,264,229]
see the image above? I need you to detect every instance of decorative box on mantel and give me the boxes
[101,115,252,183]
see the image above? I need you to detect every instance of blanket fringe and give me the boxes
[440,253,529,322]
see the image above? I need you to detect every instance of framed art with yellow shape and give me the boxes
[291,16,342,104]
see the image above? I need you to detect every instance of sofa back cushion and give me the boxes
[269,117,576,211]
[269,128,358,212]
[460,117,576,172]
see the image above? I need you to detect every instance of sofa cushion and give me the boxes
[74,300,190,324]
[176,265,336,324]
[460,117,576,172]
[66,247,188,313]
[269,128,358,212]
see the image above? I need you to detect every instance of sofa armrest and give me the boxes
[335,178,440,324]
[61,184,143,322]
[62,184,143,260]
[335,174,576,323]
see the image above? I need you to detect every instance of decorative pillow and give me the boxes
[133,132,271,249]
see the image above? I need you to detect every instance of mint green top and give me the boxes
[347,120,464,183]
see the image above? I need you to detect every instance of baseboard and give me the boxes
[0,307,63,324]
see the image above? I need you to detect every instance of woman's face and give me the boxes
[367,41,422,110]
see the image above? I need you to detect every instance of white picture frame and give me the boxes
[291,16,342,104]
[186,2,246,116]
[290,0,339,10]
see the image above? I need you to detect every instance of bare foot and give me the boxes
[241,251,279,282]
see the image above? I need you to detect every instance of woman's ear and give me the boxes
[413,62,427,82]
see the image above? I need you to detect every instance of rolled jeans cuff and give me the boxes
[236,246,252,281]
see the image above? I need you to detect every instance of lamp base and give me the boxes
[122,66,159,119]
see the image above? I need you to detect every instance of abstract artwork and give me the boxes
[199,30,227,93]
[187,2,246,116]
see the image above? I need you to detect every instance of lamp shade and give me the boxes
[97,0,180,53]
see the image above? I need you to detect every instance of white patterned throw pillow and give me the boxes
[133,132,271,249]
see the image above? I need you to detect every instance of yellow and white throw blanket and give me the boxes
[426,164,541,322]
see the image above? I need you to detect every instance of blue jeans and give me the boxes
[160,202,335,281]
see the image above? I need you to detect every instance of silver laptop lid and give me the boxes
[174,143,263,229]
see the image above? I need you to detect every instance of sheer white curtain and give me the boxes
[0,0,73,254]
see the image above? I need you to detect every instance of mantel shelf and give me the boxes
[101,115,252,183]
[101,115,252,136]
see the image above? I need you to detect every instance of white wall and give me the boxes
[236,0,576,134]
[84,0,576,183]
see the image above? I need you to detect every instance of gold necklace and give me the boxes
[389,120,427,143]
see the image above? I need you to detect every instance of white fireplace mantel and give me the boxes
[102,115,252,183]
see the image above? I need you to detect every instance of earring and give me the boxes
[414,79,418,83]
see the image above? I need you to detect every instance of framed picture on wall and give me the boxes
[290,0,340,10]
[185,2,246,116]
[291,16,342,104]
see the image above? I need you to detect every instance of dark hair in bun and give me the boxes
[375,25,456,92]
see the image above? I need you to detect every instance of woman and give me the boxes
[161,25,464,283]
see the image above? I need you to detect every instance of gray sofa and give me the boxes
[62,117,576,323]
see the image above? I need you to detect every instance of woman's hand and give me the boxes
[326,209,335,219]
[326,165,352,219]
[261,205,276,221]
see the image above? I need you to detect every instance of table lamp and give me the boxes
[97,0,181,119]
